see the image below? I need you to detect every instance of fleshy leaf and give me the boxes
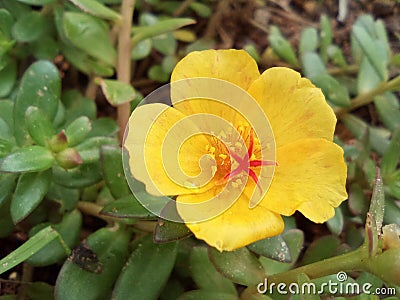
[299,27,318,55]
[190,247,237,294]
[320,14,332,62]
[209,246,265,286]
[352,24,387,81]
[300,235,340,265]
[65,116,92,146]
[154,219,192,243]
[178,291,238,300]
[381,128,400,176]
[97,79,136,106]
[100,194,156,219]
[0,146,54,173]
[27,210,82,266]
[56,227,131,300]
[0,173,17,207]
[326,206,344,235]
[369,168,384,234]
[25,106,55,146]
[15,0,55,4]
[247,235,292,263]
[374,93,400,131]
[268,25,298,67]
[11,170,51,223]
[111,235,177,300]
[132,18,195,44]
[100,145,130,198]
[14,60,60,146]
[0,61,17,97]
[12,11,46,42]
[68,0,121,21]
[63,12,116,66]
[52,163,102,188]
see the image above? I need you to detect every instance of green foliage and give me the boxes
[0,0,399,299]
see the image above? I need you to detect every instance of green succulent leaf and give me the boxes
[0,8,14,39]
[14,60,61,146]
[56,227,131,300]
[374,93,400,131]
[0,146,54,173]
[132,18,195,44]
[131,38,152,60]
[248,234,292,263]
[178,291,238,300]
[112,235,177,300]
[65,116,92,147]
[27,210,82,266]
[0,173,17,208]
[352,24,388,81]
[15,0,55,5]
[63,12,116,66]
[209,246,265,286]
[320,14,332,62]
[25,106,55,146]
[101,194,155,219]
[268,25,298,67]
[381,128,400,176]
[100,145,130,198]
[12,11,46,42]
[190,247,237,294]
[52,163,102,188]
[97,79,136,107]
[0,61,17,97]
[11,170,51,223]
[68,0,121,21]
[154,219,192,243]
[299,27,318,55]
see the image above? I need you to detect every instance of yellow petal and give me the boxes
[179,189,284,251]
[261,138,348,223]
[124,103,215,196]
[248,67,337,148]
[171,49,260,91]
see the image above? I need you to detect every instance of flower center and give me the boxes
[224,126,277,192]
[206,126,276,192]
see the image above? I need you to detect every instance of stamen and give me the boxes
[247,128,254,159]
[223,127,277,192]
[250,160,277,167]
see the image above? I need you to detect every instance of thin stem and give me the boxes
[334,75,400,117]
[77,201,115,223]
[85,76,97,99]
[17,263,33,300]
[173,0,195,17]
[328,64,359,76]
[267,245,369,285]
[117,0,136,143]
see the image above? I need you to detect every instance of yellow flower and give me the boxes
[124,49,348,251]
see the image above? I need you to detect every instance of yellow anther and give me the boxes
[219,130,227,139]
[218,154,227,160]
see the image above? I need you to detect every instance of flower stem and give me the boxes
[267,245,369,285]
[77,201,114,223]
[117,0,136,143]
[334,75,400,117]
